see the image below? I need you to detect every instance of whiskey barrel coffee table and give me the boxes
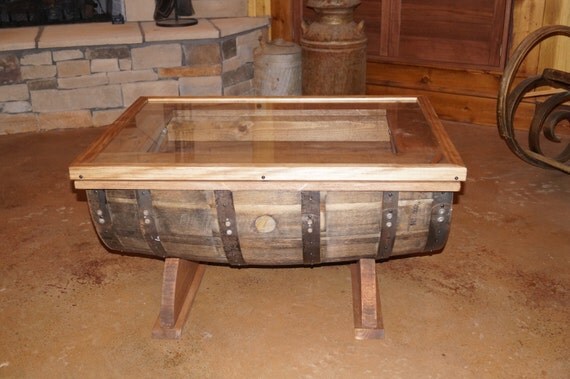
[69,96,466,339]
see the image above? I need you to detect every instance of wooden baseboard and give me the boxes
[366,62,536,128]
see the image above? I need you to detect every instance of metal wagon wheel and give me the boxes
[497,24,570,174]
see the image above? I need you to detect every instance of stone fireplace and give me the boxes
[0,0,268,134]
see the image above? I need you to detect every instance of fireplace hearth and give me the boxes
[0,0,113,27]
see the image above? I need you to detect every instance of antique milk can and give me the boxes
[301,0,366,95]
[254,39,302,96]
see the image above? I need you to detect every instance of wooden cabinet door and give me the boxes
[300,0,512,70]
[379,0,511,70]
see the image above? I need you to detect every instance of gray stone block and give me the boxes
[131,44,182,70]
[0,84,29,102]
[92,108,125,126]
[221,38,237,60]
[31,85,123,112]
[222,63,253,88]
[108,70,158,84]
[38,110,93,130]
[1,101,32,113]
[86,46,131,60]
[21,65,57,80]
[20,51,53,66]
[27,78,58,91]
[0,55,21,85]
[91,59,120,73]
[0,113,38,134]
[121,80,179,107]
[183,42,221,66]
[53,49,85,62]
[119,58,132,71]
[179,76,222,96]
[56,60,90,78]
[58,73,109,89]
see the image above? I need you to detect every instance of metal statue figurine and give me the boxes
[497,25,570,174]
[154,0,197,27]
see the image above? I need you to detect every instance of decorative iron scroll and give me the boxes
[497,25,570,174]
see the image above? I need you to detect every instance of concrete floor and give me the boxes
[0,122,568,378]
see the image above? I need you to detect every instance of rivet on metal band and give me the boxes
[301,191,321,265]
[378,191,399,260]
[87,189,123,251]
[214,190,245,266]
[135,189,167,257]
[425,192,454,252]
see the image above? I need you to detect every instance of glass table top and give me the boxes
[70,96,466,186]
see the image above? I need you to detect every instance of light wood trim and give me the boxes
[144,95,420,104]
[71,163,466,183]
[73,179,461,192]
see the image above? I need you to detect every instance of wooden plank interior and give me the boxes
[166,115,391,142]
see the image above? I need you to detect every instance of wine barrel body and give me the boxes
[87,189,453,266]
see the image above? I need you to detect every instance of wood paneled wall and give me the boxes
[512,0,570,75]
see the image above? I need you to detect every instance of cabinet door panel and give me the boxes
[394,0,509,68]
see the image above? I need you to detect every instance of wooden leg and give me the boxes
[152,258,206,339]
[351,258,385,340]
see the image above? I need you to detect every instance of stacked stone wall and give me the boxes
[0,27,266,134]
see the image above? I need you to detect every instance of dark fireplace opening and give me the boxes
[0,0,114,27]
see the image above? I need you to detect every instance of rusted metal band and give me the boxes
[301,191,321,265]
[214,190,245,266]
[424,192,453,252]
[135,189,167,257]
[378,191,399,259]
[87,189,123,251]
